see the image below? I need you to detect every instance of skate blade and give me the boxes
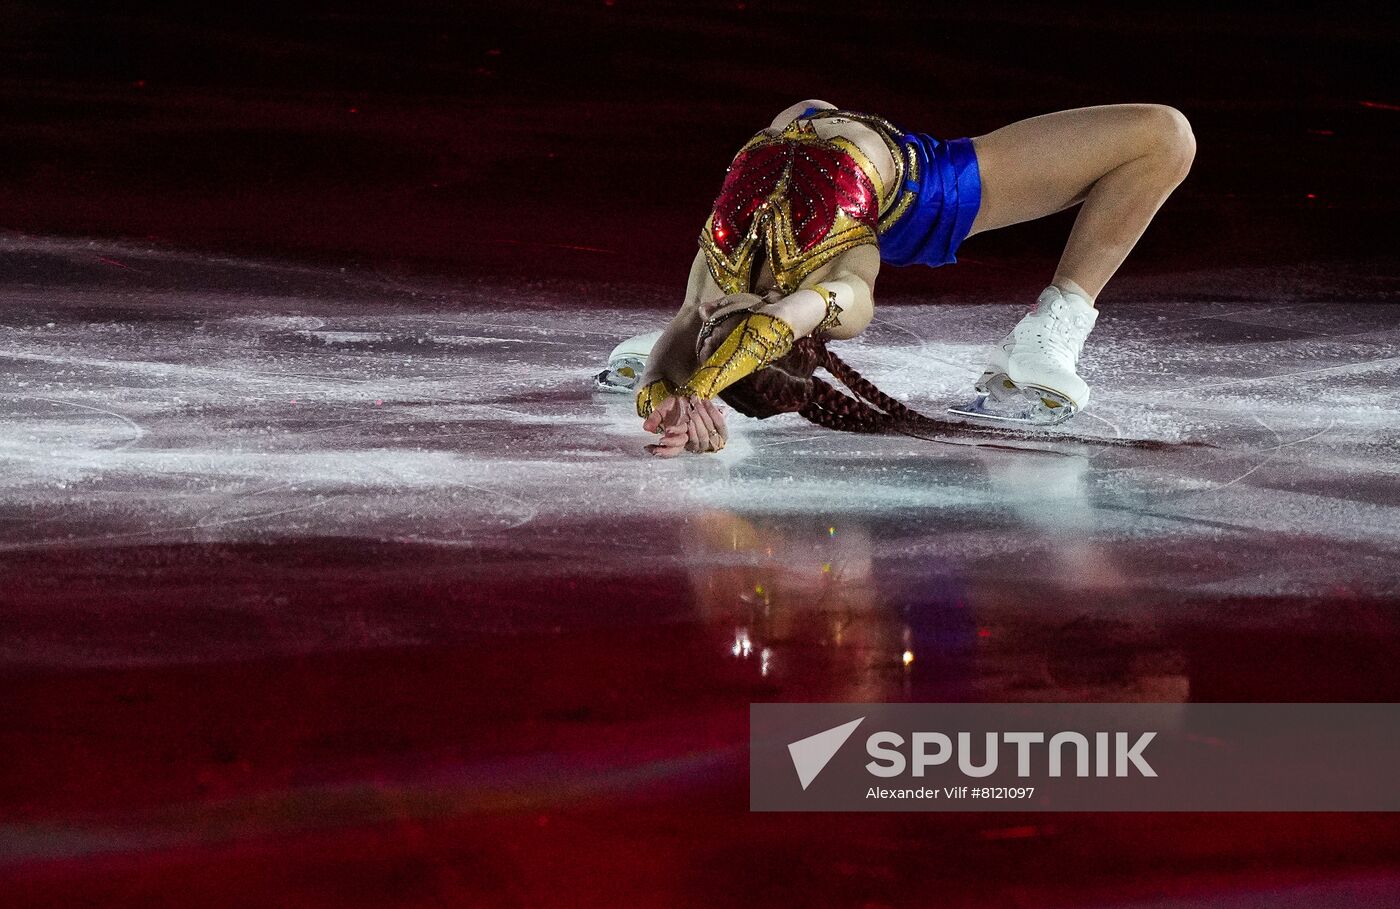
[974,372,1022,402]
[948,386,1080,427]
[1019,384,1081,425]
[594,369,634,393]
[594,358,644,393]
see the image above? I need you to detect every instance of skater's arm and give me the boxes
[637,307,700,393]
[635,250,711,420]
[817,243,879,338]
[645,242,877,391]
[639,250,747,392]
[749,243,879,339]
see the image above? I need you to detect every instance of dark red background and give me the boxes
[2,1,1396,296]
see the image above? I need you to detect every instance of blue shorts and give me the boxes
[878,133,982,269]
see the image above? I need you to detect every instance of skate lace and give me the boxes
[1035,304,1090,363]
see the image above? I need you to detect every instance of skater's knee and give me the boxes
[1139,105,1195,180]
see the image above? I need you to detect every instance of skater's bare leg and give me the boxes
[967,104,1196,302]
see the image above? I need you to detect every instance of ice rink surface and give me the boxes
[4,234,1400,906]
[4,234,1399,614]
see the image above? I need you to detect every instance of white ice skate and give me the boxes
[950,285,1098,427]
[595,330,662,392]
[973,330,1019,401]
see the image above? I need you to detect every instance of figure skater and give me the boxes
[607,99,1194,457]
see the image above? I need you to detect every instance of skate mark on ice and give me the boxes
[1079,410,1127,450]
[228,315,326,331]
[875,317,936,373]
[1184,353,1400,392]
[1183,415,1336,499]
[1200,414,1284,497]
[401,314,625,341]
[192,496,335,534]
[383,483,538,540]
[0,510,294,553]
[873,315,975,391]
[369,463,538,537]
[1250,419,1337,456]
[1133,301,1310,327]
[24,395,146,452]
[1195,417,1339,497]
[750,433,833,451]
[192,480,298,531]
[3,348,375,395]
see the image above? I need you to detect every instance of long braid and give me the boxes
[714,328,964,437]
[799,376,897,432]
[803,337,953,434]
[821,348,921,423]
[712,327,1191,450]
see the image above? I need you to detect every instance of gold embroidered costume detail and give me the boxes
[678,312,795,400]
[809,283,844,336]
[636,377,675,418]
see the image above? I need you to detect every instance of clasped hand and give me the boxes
[642,394,728,458]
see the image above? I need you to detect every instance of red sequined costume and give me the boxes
[698,112,911,296]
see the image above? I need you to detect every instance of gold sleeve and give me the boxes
[676,312,795,400]
[636,378,676,419]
